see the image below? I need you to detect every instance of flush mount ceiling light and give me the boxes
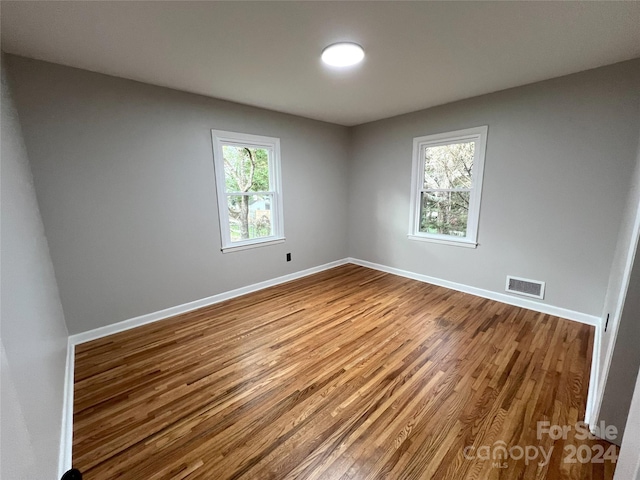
[321,42,365,67]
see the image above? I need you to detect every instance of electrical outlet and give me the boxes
[286,253,291,262]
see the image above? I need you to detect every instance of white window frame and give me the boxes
[408,126,488,248]
[211,130,285,253]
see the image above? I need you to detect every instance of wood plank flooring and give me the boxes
[73,264,617,479]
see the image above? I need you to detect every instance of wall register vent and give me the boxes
[506,276,545,299]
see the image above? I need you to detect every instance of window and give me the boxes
[408,126,488,248]
[211,130,284,252]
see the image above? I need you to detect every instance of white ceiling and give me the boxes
[2,1,639,126]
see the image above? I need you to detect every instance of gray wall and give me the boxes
[4,52,640,472]
[348,60,640,317]
[7,56,640,335]
[6,55,350,334]
[600,242,640,442]
[614,367,640,479]
[1,57,69,479]
[597,128,640,442]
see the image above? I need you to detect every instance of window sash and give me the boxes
[226,193,276,242]
[212,130,284,252]
[221,144,275,194]
[408,126,488,247]
[225,191,277,196]
[418,190,471,237]
[419,188,471,193]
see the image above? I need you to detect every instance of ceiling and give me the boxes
[2,1,639,126]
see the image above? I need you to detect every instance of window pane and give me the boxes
[424,142,474,189]
[222,145,270,192]
[419,191,470,236]
[227,194,273,242]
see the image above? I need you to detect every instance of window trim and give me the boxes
[408,126,488,247]
[211,130,285,253]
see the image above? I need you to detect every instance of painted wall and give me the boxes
[348,60,640,317]
[6,55,350,334]
[599,232,640,442]
[596,128,640,441]
[614,366,640,480]
[5,50,640,474]
[1,57,69,479]
[1,344,37,479]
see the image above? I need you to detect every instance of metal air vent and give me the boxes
[506,276,545,299]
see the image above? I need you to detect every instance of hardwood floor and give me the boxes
[73,264,617,479]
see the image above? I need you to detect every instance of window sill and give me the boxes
[407,234,477,249]
[221,237,285,253]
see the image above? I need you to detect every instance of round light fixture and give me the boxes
[321,42,365,67]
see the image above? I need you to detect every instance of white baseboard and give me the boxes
[347,257,600,327]
[584,322,601,426]
[348,256,602,424]
[62,255,602,472]
[69,255,601,346]
[58,339,75,478]
[69,258,350,346]
[590,191,640,431]
[61,258,350,474]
